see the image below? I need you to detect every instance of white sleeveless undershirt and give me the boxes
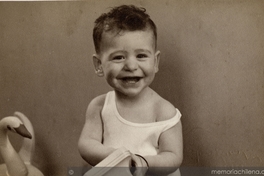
[101,91,182,156]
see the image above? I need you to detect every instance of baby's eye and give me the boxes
[112,56,125,61]
[137,54,148,59]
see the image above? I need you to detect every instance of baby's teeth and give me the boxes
[123,77,139,84]
[127,80,136,83]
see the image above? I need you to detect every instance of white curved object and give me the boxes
[0,112,44,176]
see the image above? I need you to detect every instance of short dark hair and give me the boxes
[93,5,157,53]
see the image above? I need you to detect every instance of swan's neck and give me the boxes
[0,129,28,176]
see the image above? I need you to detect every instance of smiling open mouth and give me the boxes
[121,77,141,84]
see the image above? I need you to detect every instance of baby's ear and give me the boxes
[154,50,160,73]
[93,54,104,77]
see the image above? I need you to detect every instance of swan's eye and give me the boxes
[7,125,12,130]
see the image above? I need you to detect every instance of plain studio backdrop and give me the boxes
[0,0,263,175]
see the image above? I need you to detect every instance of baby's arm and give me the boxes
[132,102,183,175]
[144,120,183,175]
[78,95,115,166]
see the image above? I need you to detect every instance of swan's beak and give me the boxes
[14,124,32,139]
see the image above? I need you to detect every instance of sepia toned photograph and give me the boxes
[0,0,263,176]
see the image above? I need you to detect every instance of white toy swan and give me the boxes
[0,112,44,176]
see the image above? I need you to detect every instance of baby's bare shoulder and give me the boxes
[86,94,106,118]
[154,94,177,122]
[89,94,106,107]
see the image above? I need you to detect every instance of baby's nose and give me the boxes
[124,58,138,71]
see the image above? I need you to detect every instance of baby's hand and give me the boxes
[129,153,148,176]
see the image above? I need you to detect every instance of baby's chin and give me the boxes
[114,86,151,98]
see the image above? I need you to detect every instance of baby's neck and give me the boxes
[114,88,158,123]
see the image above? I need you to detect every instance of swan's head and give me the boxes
[0,116,32,139]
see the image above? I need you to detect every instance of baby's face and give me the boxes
[94,30,160,97]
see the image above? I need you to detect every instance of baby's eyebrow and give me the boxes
[109,50,127,57]
[135,49,152,54]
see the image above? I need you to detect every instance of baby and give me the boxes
[78,5,183,176]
